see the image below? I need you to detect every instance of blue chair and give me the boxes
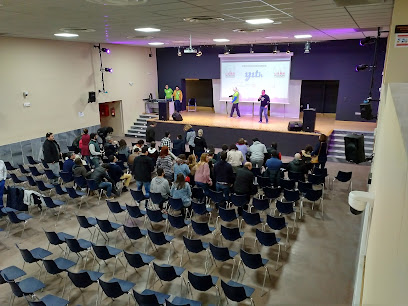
[333,171,352,191]
[95,218,124,247]
[53,184,67,199]
[275,200,297,232]
[208,243,238,279]
[146,230,175,264]
[125,204,146,226]
[263,186,281,203]
[123,225,147,247]
[98,278,135,305]
[190,220,216,239]
[91,245,125,277]
[308,173,325,187]
[251,197,270,214]
[10,173,28,186]
[216,207,240,229]
[266,215,289,247]
[168,197,185,215]
[26,175,38,188]
[302,188,324,219]
[67,270,103,302]
[42,196,66,225]
[65,238,93,269]
[297,181,313,195]
[220,280,255,305]
[28,166,44,178]
[150,192,166,208]
[42,257,76,296]
[238,249,271,295]
[165,297,202,306]
[208,189,225,207]
[280,179,295,190]
[133,288,170,306]
[18,164,31,175]
[166,214,191,235]
[5,276,45,305]
[27,155,40,166]
[254,229,282,270]
[181,236,209,268]
[66,187,87,211]
[190,200,212,223]
[241,210,263,229]
[59,171,74,185]
[151,263,187,295]
[256,176,271,189]
[192,186,205,203]
[0,266,26,283]
[36,180,55,195]
[6,211,33,237]
[124,251,154,284]
[86,179,106,205]
[130,189,148,206]
[220,225,244,247]
[187,271,220,304]
[16,244,52,275]
[44,169,58,183]
[74,175,88,189]
[106,200,127,221]
[76,215,97,240]
[229,193,249,210]
[41,160,49,169]
[43,230,74,253]
[26,294,69,306]
[4,161,17,172]
[288,171,304,182]
[283,189,300,202]
[145,208,167,229]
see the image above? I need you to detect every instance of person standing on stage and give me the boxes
[164,85,173,102]
[173,86,183,112]
[258,89,270,123]
[230,87,241,118]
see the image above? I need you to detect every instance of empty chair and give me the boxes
[130,189,148,206]
[26,175,38,188]
[238,249,271,295]
[187,97,197,111]
[256,176,271,189]
[27,156,40,166]
[263,186,282,204]
[95,218,124,247]
[9,173,28,186]
[308,173,325,187]
[41,160,49,169]
[18,164,31,175]
[283,189,300,204]
[152,263,186,295]
[187,271,220,304]
[216,207,240,229]
[150,192,166,209]
[66,270,103,302]
[192,186,205,203]
[74,175,88,189]
[6,211,33,237]
[229,194,249,210]
[275,200,297,232]
[180,236,209,268]
[302,188,324,218]
[65,238,93,268]
[251,197,270,214]
[165,297,202,306]
[36,180,55,195]
[86,179,106,205]
[208,189,225,208]
[66,187,87,211]
[106,200,127,221]
[76,215,97,240]
[145,208,167,229]
[16,244,52,275]
[28,166,44,178]
[5,276,45,305]
[313,167,329,185]
[125,204,146,226]
[0,266,26,283]
[190,201,212,223]
[146,229,175,264]
[133,288,170,306]
[254,229,282,270]
[190,220,216,239]
[54,184,67,199]
[91,245,125,277]
[42,257,76,296]
[4,161,17,172]
[124,251,154,282]
[168,197,185,215]
[59,171,74,185]
[43,230,74,253]
[241,210,263,229]
[166,214,191,235]
[266,215,289,246]
[280,179,295,190]
[98,278,135,305]
[42,196,66,225]
[220,225,245,248]
[44,169,58,183]
[221,279,255,305]
[26,294,69,306]
[208,243,238,279]
[297,181,313,195]
[123,224,147,247]
[333,171,352,191]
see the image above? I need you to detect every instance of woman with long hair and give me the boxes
[184,124,196,154]
[170,173,192,217]
[226,144,244,173]
[156,146,174,181]
[236,138,248,164]
[312,134,328,169]
[117,139,130,159]
[194,153,212,194]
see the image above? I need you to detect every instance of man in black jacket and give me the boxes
[90,164,118,198]
[132,146,154,198]
[214,151,234,201]
[97,126,113,145]
[234,162,257,196]
[145,122,156,143]
[43,132,61,183]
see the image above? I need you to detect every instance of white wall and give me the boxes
[0,37,157,145]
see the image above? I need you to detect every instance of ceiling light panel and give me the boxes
[245,18,274,24]
[135,27,160,32]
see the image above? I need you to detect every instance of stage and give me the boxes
[149,108,376,156]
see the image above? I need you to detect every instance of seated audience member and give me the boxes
[104,136,117,157]
[173,154,190,181]
[89,133,102,169]
[147,142,159,163]
[156,146,174,181]
[217,144,229,162]
[63,152,76,174]
[172,135,185,157]
[160,132,172,150]
[117,139,130,159]
[90,163,118,199]
[265,150,282,187]
[73,157,91,178]
[150,168,171,209]
[249,138,267,169]
[133,140,146,151]
[301,145,313,163]
[267,142,282,160]
[128,147,140,167]
[171,173,192,217]
[287,153,306,179]
[227,144,244,173]
[108,155,132,192]
[194,129,207,159]
[194,153,212,194]
[233,162,257,214]
[214,151,234,200]
[236,138,248,163]
[132,146,154,198]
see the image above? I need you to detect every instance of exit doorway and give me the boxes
[185,79,214,109]
[99,100,124,136]
[300,80,339,113]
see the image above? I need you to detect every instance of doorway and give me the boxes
[300,80,339,113]
[99,100,124,136]
[185,79,214,108]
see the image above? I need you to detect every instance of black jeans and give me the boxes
[230,104,241,117]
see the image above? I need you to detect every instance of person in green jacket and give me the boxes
[173,86,183,112]
[230,87,241,118]
[164,85,173,101]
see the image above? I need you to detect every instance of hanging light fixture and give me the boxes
[250,44,254,54]
[272,44,278,54]
[177,47,182,56]
[304,41,311,54]
[196,46,202,57]
[286,43,291,54]
[224,45,230,55]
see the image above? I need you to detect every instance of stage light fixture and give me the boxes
[101,47,110,54]
[286,44,291,54]
[304,41,311,54]
[272,45,279,54]
[224,45,230,55]
[196,47,202,57]
[250,44,254,54]
[177,47,182,56]
[360,37,376,46]
[355,64,371,72]
[104,68,113,73]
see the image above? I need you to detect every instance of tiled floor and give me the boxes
[0,159,369,305]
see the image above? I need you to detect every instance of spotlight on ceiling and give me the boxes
[355,64,372,72]
[177,47,182,57]
[360,37,376,46]
[286,44,291,54]
[224,45,230,55]
[104,68,113,73]
[250,44,254,54]
[304,41,311,54]
[272,45,279,54]
[196,47,202,57]
[101,47,110,54]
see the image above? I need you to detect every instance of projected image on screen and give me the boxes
[220,54,292,103]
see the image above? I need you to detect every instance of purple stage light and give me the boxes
[104,68,113,73]
[101,47,110,54]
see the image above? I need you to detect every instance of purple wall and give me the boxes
[156,39,386,121]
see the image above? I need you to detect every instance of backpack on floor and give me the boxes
[172,112,183,121]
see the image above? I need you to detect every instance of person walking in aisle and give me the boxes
[43,132,61,184]
[81,128,91,165]
[164,84,173,102]
[0,160,7,209]
[230,87,241,118]
[173,86,183,112]
[258,89,270,123]
[184,124,196,154]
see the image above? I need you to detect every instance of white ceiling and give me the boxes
[0,0,393,47]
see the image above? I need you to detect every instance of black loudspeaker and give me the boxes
[360,102,373,120]
[344,134,365,164]
[303,109,316,132]
[288,121,303,131]
[158,100,169,121]
[88,91,96,103]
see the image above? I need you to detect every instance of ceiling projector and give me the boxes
[184,47,197,54]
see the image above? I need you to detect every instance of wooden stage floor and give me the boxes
[154,108,377,136]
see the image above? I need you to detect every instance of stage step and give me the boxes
[126,113,158,138]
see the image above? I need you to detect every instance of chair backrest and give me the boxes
[152,263,178,282]
[76,215,94,228]
[44,169,56,180]
[252,197,269,211]
[43,259,62,274]
[16,244,36,263]
[266,215,286,231]
[218,207,237,222]
[117,154,127,163]
[251,167,261,177]
[124,251,147,269]
[99,279,124,299]
[5,161,16,171]
[42,161,50,169]
[54,184,66,195]
[26,175,37,186]
[146,208,165,223]
[44,230,62,245]
[276,200,294,215]
[126,204,144,218]
[257,176,271,188]
[27,156,38,165]
[150,192,164,205]
[106,200,123,213]
[29,166,41,176]
[221,280,248,302]
[283,189,300,202]
[280,179,295,190]
[43,196,56,208]
[66,187,80,199]
[288,171,304,182]
[18,164,29,174]
[313,167,328,177]
[209,243,231,261]
[191,220,211,236]
[96,218,114,232]
[66,238,83,252]
[92,245,112,260]
[123,225,144,240]
[298,181,313,194]
[86,179,99,191]
[242,210,261,226]
[8,280,24,298]
[240,249,264,269]
[308,173,325,185]
[187,271,214,292]
[256,229,279,247]
[230,194,249,207]
[168,214,186,229]
[165,298,191,306]
[59,171,73,183]
[183,236,205,253]
[74,176,87,188]
[208,189,224,204]
[36,180,50,191]
[130,189,145,203]
[305,189,323,201]
[220,225,241,242]
[192,187,205,202]
[169,197,184,211]
[133,289,161,306]
[7,211,22,224]
[191,201,207,215]
[147,230,167,246]
[10,173,24,183]
[68,271,93,289]
[336,171,352,182]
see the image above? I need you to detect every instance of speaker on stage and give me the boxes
[360,102,373,120]
[344,134,365,164]
[303,108,316,132]
[288,121,303,132]
[158,100,169,121]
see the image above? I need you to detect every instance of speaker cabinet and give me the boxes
[288,121,303,132]
[158,101,169,121]
[344,134,365,164]
[88,91,96,103]
[303,109,316,132]
[360,102,373,120]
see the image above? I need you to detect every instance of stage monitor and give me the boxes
[219,53,293,103]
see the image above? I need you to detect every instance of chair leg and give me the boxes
[276,244,281,270]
